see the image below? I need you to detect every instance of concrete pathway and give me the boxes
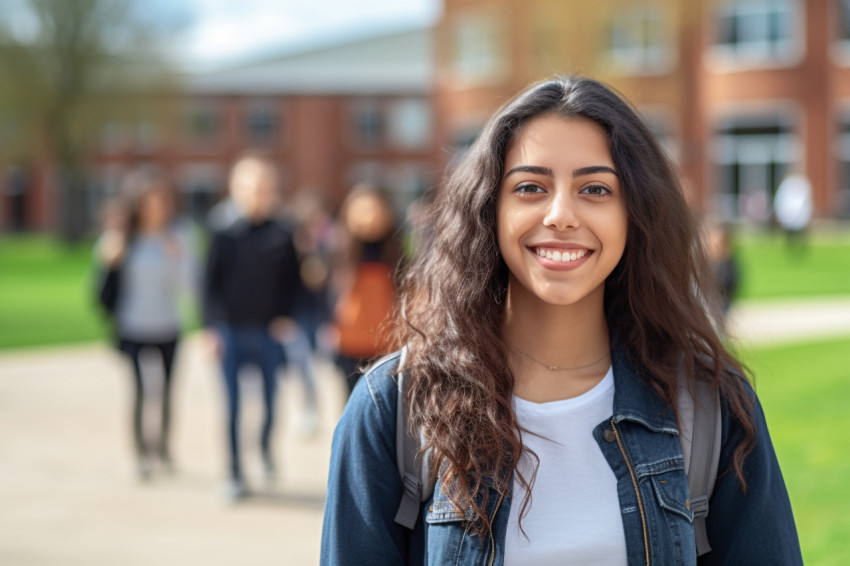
[0,296,848,565]
[0,339,349,566]
[727,296,850,346]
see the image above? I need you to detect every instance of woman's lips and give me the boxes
[529,246,593,269]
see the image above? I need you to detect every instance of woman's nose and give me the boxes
[542,193,580,231]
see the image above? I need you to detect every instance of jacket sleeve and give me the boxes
[321,365,411,565]
[202,230,227,327]
[699,389,803,565]
[275,230,300,319]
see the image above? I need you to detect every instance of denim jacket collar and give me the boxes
[610,346,679,436]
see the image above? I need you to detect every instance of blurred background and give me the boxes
[1,0,848,564]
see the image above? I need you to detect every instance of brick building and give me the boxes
[8,1,850,233]
[1,27,439,232]
[435,0,850,221]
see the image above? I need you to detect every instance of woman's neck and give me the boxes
[502,282,612,402]
[138,219,167,234]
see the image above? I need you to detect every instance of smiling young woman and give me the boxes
[320,76,802,566]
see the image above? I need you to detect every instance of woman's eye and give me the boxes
[514,183,545,194]
[580,185,611,196]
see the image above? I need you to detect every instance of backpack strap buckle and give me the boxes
[690,495,709,518]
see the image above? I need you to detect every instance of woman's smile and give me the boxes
[529,245,592,269]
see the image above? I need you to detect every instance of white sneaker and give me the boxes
[262,455,277,483]
[223,478,246,503]
[137,457,152,482]
[298,407,319,439]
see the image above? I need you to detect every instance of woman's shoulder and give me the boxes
[343,350,404,432]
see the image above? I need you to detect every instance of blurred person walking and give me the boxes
[94,169,196,480]
[706,223,740,315]
[202,153,300,501]
[285,192,337,437]
[331,184,400,393]
[773,173,813,254]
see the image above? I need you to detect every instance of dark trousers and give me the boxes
[119,337,179,460]
[220,325,284,480]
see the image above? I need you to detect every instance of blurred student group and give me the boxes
[94,155,400,501]
[2,0,847,503]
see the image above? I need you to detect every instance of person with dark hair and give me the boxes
[706,222,740,316]
[202,154,300,501]
[95,168,195,480]
[321,77,801,564]
[331,183,400,393]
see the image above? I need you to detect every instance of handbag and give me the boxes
[97,265,122,315]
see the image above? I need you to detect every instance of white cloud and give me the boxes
[181,0,439,67]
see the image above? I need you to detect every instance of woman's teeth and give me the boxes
[535,248,589,263]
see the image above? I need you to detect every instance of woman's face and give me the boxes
[496,113,628,308]
[345,192,393,243]
[140,186,172,230]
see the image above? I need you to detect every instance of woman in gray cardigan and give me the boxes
[96,169,195,480]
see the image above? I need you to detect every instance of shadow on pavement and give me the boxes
[240,489,327,510]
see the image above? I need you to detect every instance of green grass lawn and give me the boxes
[0,235,202,349]
[0,235,108,349]
[738,337,850,565]
[735,230,850,300]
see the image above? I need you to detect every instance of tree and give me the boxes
[0,0,187,241]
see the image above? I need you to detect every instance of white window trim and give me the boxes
[608,7,678,77]
[706,0,805,73]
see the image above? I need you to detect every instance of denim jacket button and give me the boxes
[603,428,616,443]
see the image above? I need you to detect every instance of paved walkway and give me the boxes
[727,296,850,346]
[0,297,848,565]
[0,340,349,566]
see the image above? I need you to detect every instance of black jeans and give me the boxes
[119,337,179,460]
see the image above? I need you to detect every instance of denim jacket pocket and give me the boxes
[424,489,483,565]
[650,471,694,523]
[425,489,475,524]
[644,469,698,565]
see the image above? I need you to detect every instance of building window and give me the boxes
[183,101,220,147]
[640,109,679,162]
[178,163,225,221]
[451,11,509,85]
[386,98,432,151]
[841,0,850,41]
[833,0,850,65]
[609,5,674,74]
[350,99,384,150]
[713,0,799,66]
[836,115,850,217]
[712,114,799,222]
[244,100,278,145]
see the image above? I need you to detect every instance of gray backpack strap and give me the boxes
[394,348,433,529]
[677,374,722,557]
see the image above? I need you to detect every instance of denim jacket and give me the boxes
[321,348,802,565]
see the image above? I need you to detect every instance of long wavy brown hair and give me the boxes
[393,76,756,534]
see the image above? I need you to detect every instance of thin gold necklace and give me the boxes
[508,341,609,371]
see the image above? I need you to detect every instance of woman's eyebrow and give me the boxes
[503,164,618,180]
[573,165,618,177]
[503,165,553,179]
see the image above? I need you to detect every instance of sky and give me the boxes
[179,0,441,68]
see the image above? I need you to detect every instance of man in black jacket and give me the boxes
[203,154,300,500]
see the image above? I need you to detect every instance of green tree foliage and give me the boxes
[0,0,187,241]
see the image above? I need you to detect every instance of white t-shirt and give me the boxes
[504,367,627,566]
